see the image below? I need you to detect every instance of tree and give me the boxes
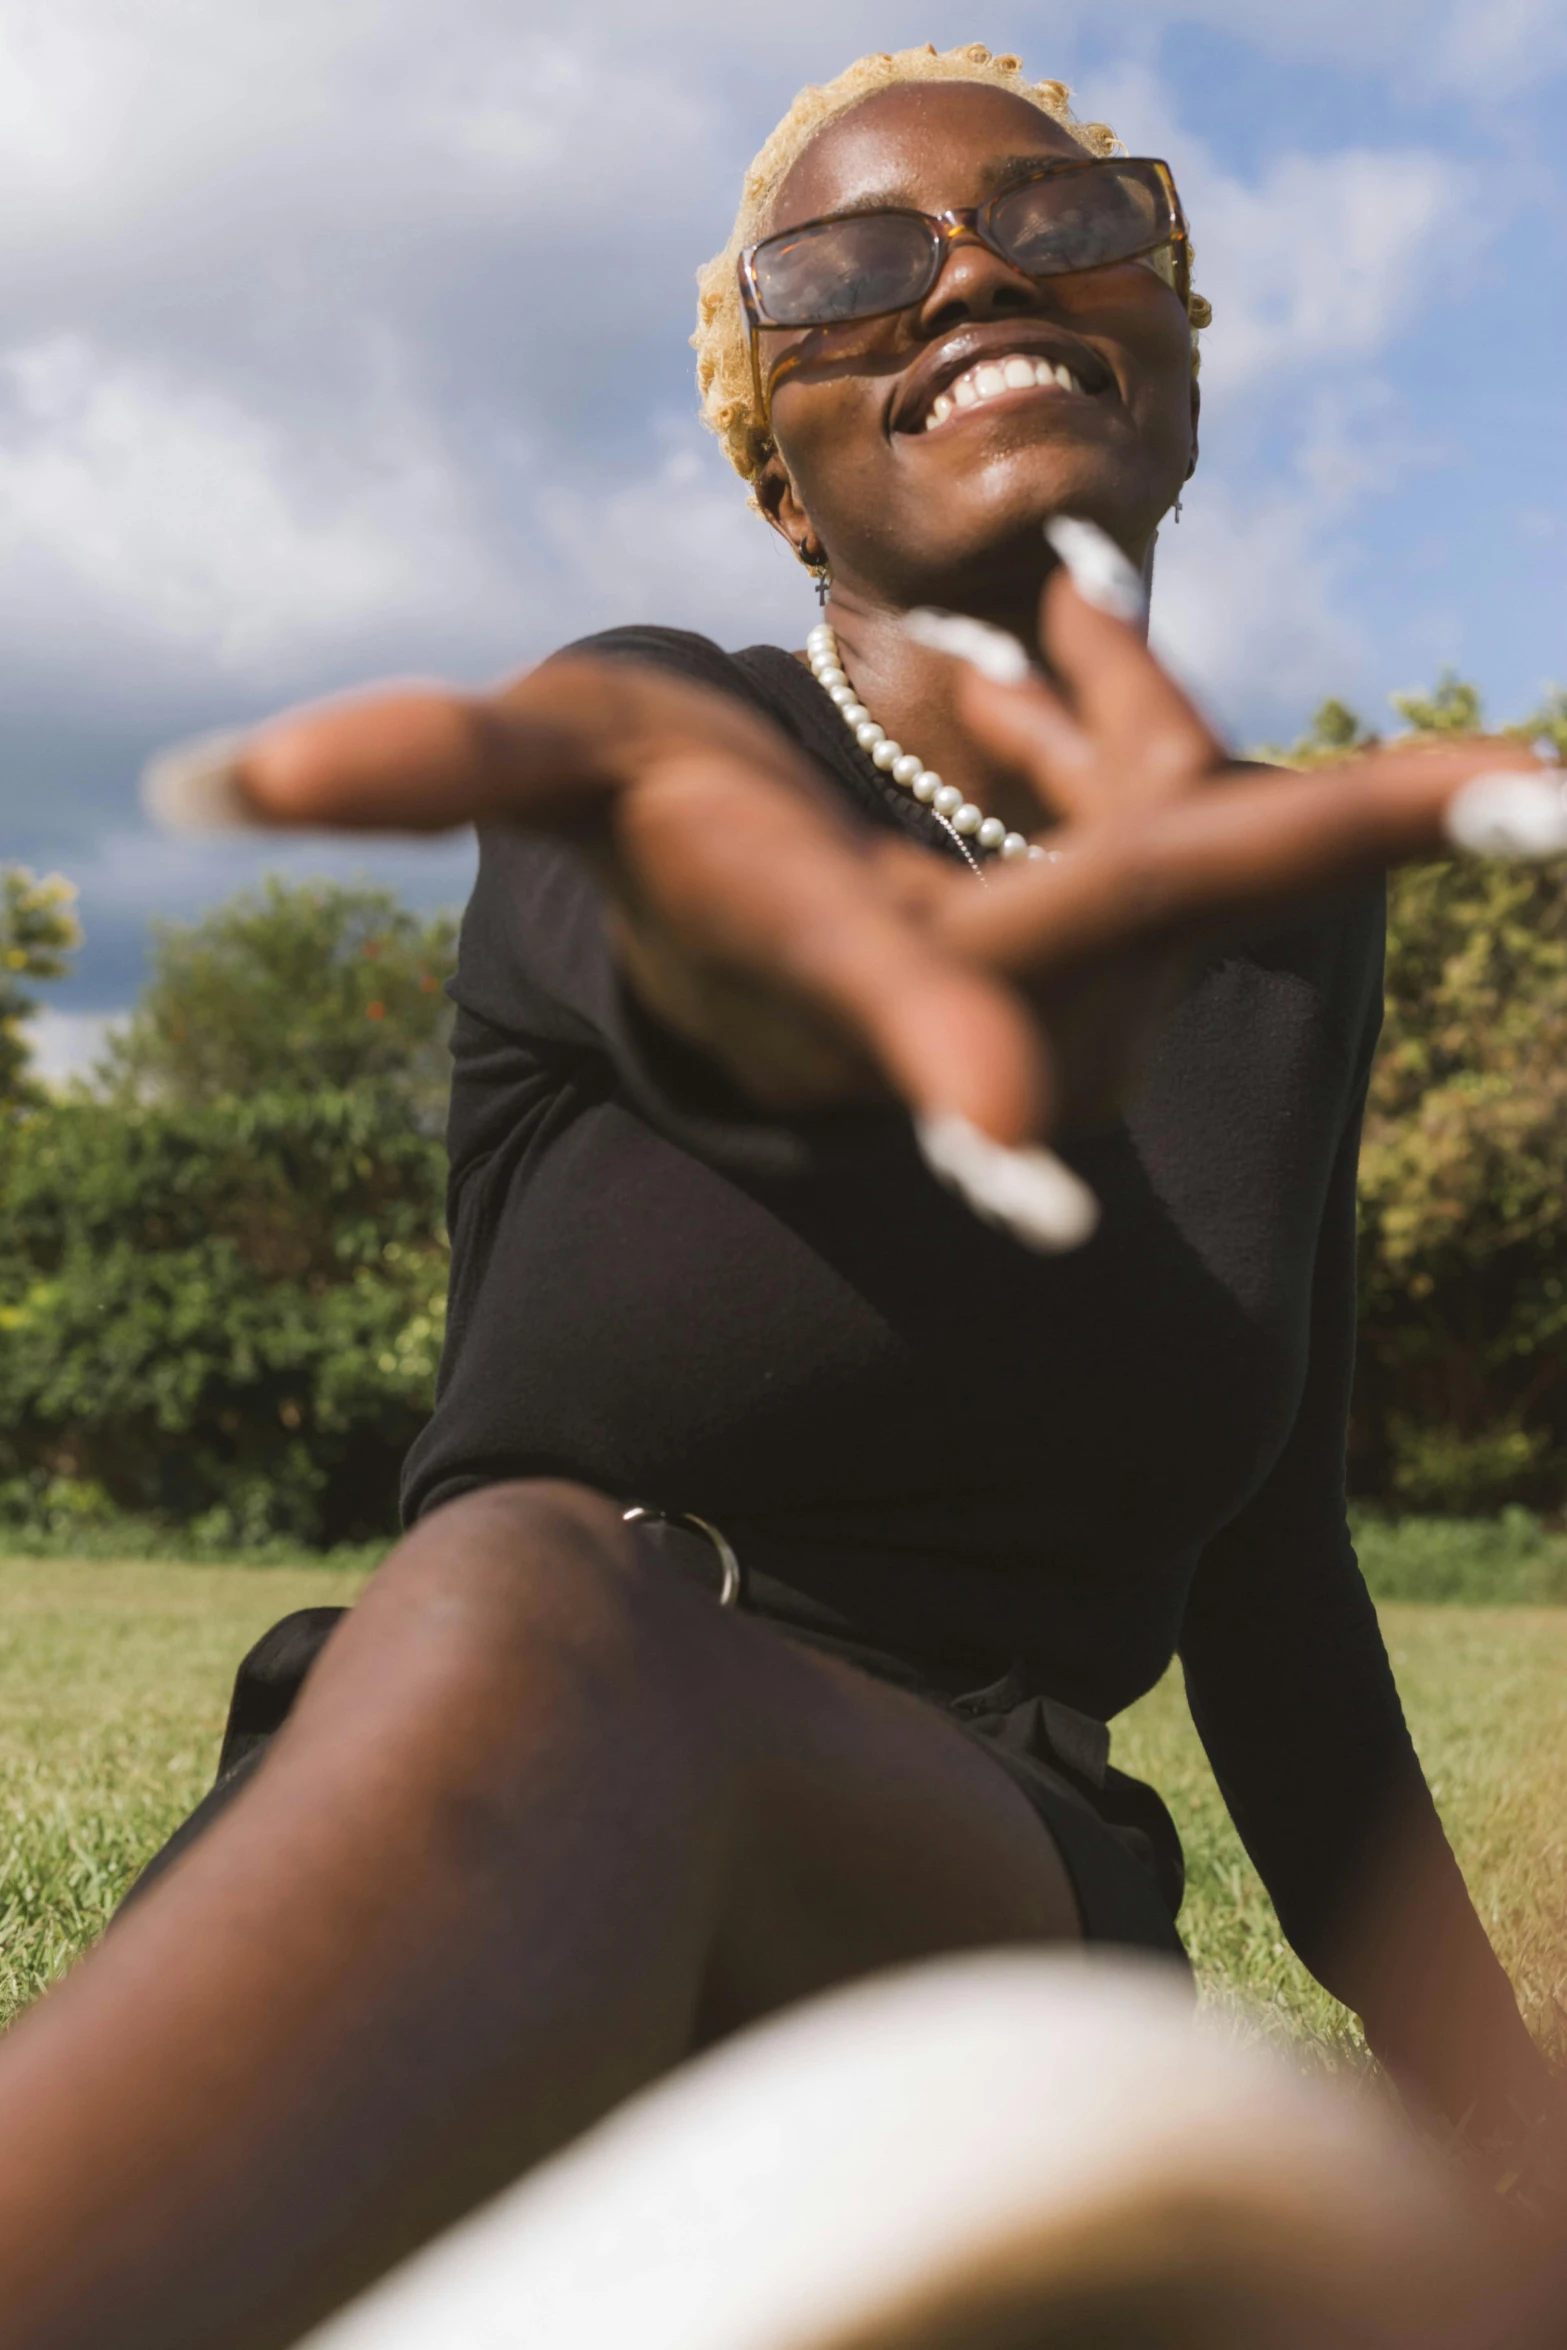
[1355,847,1567,1509]
[0,868,81,1104]
[1295,675,1567,1511]
[1253,697,1378,769]
[0,875,459,1548]
[104,877,458,1129]
[1388,670,1484,739]
[0,1084,447,1546]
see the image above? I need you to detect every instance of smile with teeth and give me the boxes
[922,353,1086,430]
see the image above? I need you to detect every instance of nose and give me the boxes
[917,226,1037,333]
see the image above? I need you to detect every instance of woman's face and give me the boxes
[757,82,1199,613]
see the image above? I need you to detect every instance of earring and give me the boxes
[798,537,831,605]
[1174,493,1184,525]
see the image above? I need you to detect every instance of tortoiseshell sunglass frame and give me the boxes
[738,155,1191,426]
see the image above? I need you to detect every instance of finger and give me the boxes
[618,745,1055,1147]
[140,658,742,838]
[141,653,1050,1136]
[949,662,1102,823]
[620,756,1103,1246]
[898,606,1104,823]
[1037,561,1223,804]
[942,742,1557,975]
[142,688,581,835]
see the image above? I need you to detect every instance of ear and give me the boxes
[755,449,826,569]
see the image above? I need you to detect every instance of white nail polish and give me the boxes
[904,608,1033,688]
[1443,771,1567,859]
[141,728,257,832]
[1043,516,1147,625]
[916,1112,1100,1254]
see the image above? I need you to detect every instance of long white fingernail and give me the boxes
[1043,516,1147,624]
[916,1112,1100,1253]
[904,608,1033,687]
[1444,771,1567,858]
[141,729,257,832]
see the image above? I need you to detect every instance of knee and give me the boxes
[378,1479,712,1708]
[422,1478,634,1584]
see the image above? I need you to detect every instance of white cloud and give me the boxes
[1085,63,1477,401]
[0,337,531,690]
[1076,0,1567,93]
[1434,0,1567,83]
[1151,482,1369,740]
[0,330,805,703]
[536,429,809,650]
[0,24,1476,727]
[1191,148,1474,397]
[26,1007,121,1087]
[0,7,725,308]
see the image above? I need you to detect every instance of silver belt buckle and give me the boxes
[622,1505,743,1608]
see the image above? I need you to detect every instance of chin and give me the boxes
[926,453,1159,574]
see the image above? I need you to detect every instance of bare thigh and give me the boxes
[690,1588,1083,2036]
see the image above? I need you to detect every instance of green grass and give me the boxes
[0,1559,368,2025]
[9,1505,1565,1596]
[1115,1606,1567,2076]
[0,1561,1563,2081]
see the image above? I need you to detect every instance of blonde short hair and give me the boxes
[693,42,1211,489]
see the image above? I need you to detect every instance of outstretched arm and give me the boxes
[1179,1068,1548,2140]
[146,542,1563,1240]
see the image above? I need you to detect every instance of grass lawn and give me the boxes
[0,1559,1563,2075]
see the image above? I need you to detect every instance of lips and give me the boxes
[895,329,1113,434]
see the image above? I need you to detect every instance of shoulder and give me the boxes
[546,626,941,852]
[553,624,835,739]
[553,624,780,704]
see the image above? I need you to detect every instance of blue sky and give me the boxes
[5,0,1564,1071]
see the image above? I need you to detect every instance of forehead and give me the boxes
[768,82,1088,232]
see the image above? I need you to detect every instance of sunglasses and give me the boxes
[740,157,1189,420]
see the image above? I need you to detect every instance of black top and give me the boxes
[402,623,1431,1981]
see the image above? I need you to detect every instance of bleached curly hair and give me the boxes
[693,42,1211,491]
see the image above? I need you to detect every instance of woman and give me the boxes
[0,44,1558,2350]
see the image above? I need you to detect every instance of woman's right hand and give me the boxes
[156,653,1051,1130]
[147,601,1561,1230]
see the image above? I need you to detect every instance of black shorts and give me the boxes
[123,1519,1187,1968]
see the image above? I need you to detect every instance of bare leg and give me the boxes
[0,1482,1079,2350]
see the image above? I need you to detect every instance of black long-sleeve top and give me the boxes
[401,623,1440,1985]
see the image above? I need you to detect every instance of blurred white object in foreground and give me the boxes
[299,1952,1481,2350]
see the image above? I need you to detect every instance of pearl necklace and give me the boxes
[806,620,1042,867]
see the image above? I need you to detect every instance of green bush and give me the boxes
[0,879,458,1548]
[103,874,456,1127]
[0,1084,447,1546]
[1354,845,1567,1510]
[1269,681,1567,1515]
[1351,1508,1567,1604]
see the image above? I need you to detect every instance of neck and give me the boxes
[812,537,1154,831]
